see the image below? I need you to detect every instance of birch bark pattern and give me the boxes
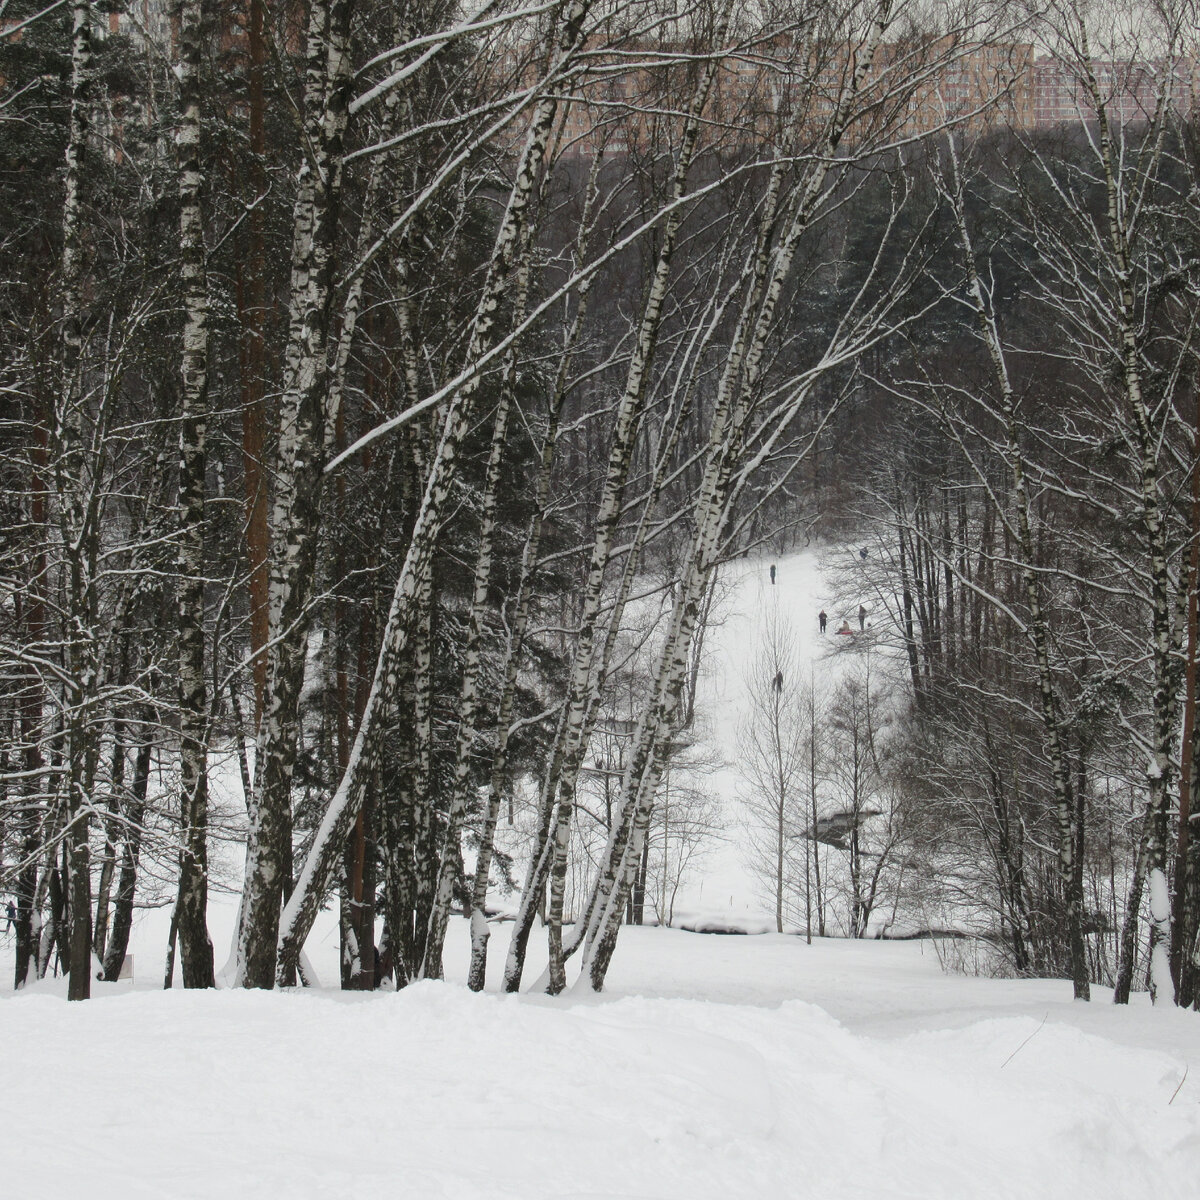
[58,0,96,1002]
[174,0,215,989]
[237,0,357,987]
[237,0,270,723]
[277,0,595,983]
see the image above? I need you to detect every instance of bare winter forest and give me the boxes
[2,0,1200,1013]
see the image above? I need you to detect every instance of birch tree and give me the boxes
[1022,0,1196,1005]
[55,0,98,1002]
[173,0,216,990]
[276,0,599,984]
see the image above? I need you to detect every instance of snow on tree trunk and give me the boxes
[466,185,598,989]
[940,136,1090,1000]
[174,0,215,990]
[515,19,732,995]
[57,0,96,1003]
[1148,867,1175,1004]
[423,280,522,981]
[276,1,595,983]
[236,0,357,988]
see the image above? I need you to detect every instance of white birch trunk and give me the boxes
[174,0,215,990]
[1066,19,1184,1006]
[277,0,595,982]
[467,159,602,991]
[518,13,735,994]
[57,0,96,1003]
[236,0,357,987]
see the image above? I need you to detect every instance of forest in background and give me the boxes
[1,0,1199,1007]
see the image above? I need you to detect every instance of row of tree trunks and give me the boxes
[542,32,731,995]
[465,154,604,992]
[939,137,1089,999]
[275,0,596,985]
[577,3,897,991]
[422,203,544,981]
[1075,19,1187,1005]
[236,0,358,987]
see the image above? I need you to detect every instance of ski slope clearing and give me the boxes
[5,925,1198,1200]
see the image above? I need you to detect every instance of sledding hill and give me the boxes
[670,545,896,932]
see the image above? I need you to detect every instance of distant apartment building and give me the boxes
[5,12,1193,156]
[926,41,1035,131]
[547,37,1042,158]
[550,35,1200,157]
[1033,54,1197,127]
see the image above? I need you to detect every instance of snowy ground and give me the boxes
[4,916,1199,1200]
[6,549,1199,1197]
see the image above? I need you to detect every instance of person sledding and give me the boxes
[836,619,853,636]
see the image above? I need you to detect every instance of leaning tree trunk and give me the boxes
[422,210,544,979]
[510,26,730,994]
[556,315,732,971]
[579,8,895,991]
[465,202,597,990]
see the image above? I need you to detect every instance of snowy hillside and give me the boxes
[666,545,893,932]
